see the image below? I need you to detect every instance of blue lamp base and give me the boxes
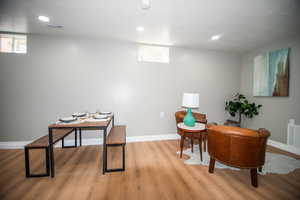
[183,108,196,127]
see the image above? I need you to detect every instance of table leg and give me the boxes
[48,128,55,178]
[204,134,207,152]
[191,135,194,153]
[79,128,82,146]
[75,128,77,147]
[180,135,185,158]
[198,135,203,161]
[102,128,107,174]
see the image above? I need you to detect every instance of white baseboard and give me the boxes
[127,134,180,143]
[61,134,180,146]
[56,139,300,155]
[0,134,180,149]
[0,141,31,149]
[267,139,300,155]
[1,135,299,156]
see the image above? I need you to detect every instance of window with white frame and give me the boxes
[0,33,27,54]
[138,45,169,64]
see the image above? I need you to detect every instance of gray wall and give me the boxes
[240,36,300,143]
[0,34,241,141]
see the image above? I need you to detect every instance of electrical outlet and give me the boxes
[160,112,165,118]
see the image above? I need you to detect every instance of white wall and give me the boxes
[240,35,300,143]
[0,34,241,141]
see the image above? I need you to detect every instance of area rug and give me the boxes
[179,146,300,175]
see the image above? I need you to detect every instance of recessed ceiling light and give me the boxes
[38,15,50,22]
[211,34,222,41]
[136,26,145,32]
[141,0,151,10]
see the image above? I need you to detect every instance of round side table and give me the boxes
[177,122,207,161]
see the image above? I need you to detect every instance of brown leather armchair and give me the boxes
[207,124,270,187]
[175,111,207,158]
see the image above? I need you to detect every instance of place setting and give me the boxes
[56,111,112,124]
[85,112,112,122]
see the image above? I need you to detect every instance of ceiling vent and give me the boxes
[47,24,64,29]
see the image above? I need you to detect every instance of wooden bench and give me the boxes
[105,125,126,173]
[24,128,74,178]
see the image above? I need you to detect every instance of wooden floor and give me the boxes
[0,140,300,200]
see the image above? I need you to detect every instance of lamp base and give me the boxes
[183,108,196,127]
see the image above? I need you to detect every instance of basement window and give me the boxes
[0,33,27,54]
[138,45,169,64]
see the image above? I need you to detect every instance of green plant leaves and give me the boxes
[225,93,262,119]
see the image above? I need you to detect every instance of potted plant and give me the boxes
[225,93,262,127]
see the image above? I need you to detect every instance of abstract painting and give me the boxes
[253,48,290,96]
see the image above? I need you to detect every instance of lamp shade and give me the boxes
[182,93,199,108]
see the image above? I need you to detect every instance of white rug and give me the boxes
[179,146,300,175]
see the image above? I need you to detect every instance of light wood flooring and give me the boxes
[0,140,300,200]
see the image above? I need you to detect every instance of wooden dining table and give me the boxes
[48,114,114,177]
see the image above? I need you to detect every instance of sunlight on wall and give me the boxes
[0,34,27,54]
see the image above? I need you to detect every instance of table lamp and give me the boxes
[182,93,199,127]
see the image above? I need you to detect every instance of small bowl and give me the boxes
[93,114,108,119]
[72,112,86,117]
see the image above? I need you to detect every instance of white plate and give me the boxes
[93,114,108,119]
[100,111,112,114]
[85,118,108,122]
[59,116,77,123]
[72,112,86,117]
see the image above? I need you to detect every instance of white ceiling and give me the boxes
[1,0,300,52]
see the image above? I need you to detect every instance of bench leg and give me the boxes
[104,144,108,173]
[62,129,78,148]
[122,145,125,170]
[105,144,126,173]
[46,147,50,176]
[102,128,107,174]
[25,148,30,177]
[49,128,55,178]
[24,147,50,178]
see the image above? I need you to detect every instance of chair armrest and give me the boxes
[258,128,271,138]
[196,119,207,124]
[206,122,218,128]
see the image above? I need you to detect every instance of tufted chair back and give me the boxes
[207,125,270,168]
